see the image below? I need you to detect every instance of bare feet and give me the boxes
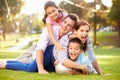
[0,61,6,68]
[38,69,49,75]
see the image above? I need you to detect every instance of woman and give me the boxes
[70,20,102,75]
[53,20,102,75]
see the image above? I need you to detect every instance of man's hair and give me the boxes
[64,13,78,28]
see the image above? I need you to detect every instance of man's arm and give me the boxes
[36,49,49,74]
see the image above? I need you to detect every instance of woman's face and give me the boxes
[68,42,82,61]
[46,6,59,20]
[76,25,89,43]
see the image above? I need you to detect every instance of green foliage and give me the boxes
[0,0,23,20]
[109,0,120,20]
[59,0,87,19]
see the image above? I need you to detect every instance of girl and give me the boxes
[42,1,68,51]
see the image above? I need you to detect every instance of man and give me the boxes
[1,13,86,75]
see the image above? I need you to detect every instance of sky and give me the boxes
[20,0,62,15]
[20,0,112,18]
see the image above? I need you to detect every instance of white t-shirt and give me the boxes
[32,25,59,59]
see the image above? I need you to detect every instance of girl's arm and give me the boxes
[46,23,64,51]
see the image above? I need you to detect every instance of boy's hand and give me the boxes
[81,66,88,75]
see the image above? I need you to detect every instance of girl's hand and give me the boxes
[54,60,59,66]
[56,43,64,51]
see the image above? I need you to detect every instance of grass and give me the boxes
[0,33,40,50]
[0,32,120,80]
[0,48,120,80]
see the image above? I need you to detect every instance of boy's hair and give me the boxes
[65,13,78,29]
[68,37,83,50]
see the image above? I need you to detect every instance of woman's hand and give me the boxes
[69,33,77,39]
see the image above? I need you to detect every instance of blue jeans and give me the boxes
[6,45,55,72]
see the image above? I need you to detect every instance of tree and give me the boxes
[0,0,23,40]
[59,0,108,46]
[59,0,87,19]
[109,0,120,38]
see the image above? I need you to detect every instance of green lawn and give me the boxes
[0,32,120,80]
[0,48,120,80]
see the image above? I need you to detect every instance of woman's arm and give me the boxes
[87,37,102,75]
[92,60,102,75]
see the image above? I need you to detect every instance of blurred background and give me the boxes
[0,0,120,51]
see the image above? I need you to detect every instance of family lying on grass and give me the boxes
[0,1,102,75]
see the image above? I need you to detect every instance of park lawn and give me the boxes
[0,47,120,80]
[0,32,120,80]
[0,33,40,50]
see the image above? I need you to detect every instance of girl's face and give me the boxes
[76,25,89,43]
[46,6,59,20]
[68,42,82,61]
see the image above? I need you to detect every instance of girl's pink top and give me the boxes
[46,11,68,26]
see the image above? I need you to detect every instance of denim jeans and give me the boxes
[6,45,55,72]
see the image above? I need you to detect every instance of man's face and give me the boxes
[68,42,82,61]
[59,17,75,36]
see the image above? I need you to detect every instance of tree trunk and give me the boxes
[93,12,97,46]
[117,20,120,38]
[2,27,6,41]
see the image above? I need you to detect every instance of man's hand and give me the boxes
[38,69,49,75]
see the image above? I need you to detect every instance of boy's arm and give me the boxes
[62,58,88,74]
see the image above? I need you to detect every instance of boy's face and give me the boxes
[68,42,82,61]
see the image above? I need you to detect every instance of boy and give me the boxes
[54,38,96,74]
